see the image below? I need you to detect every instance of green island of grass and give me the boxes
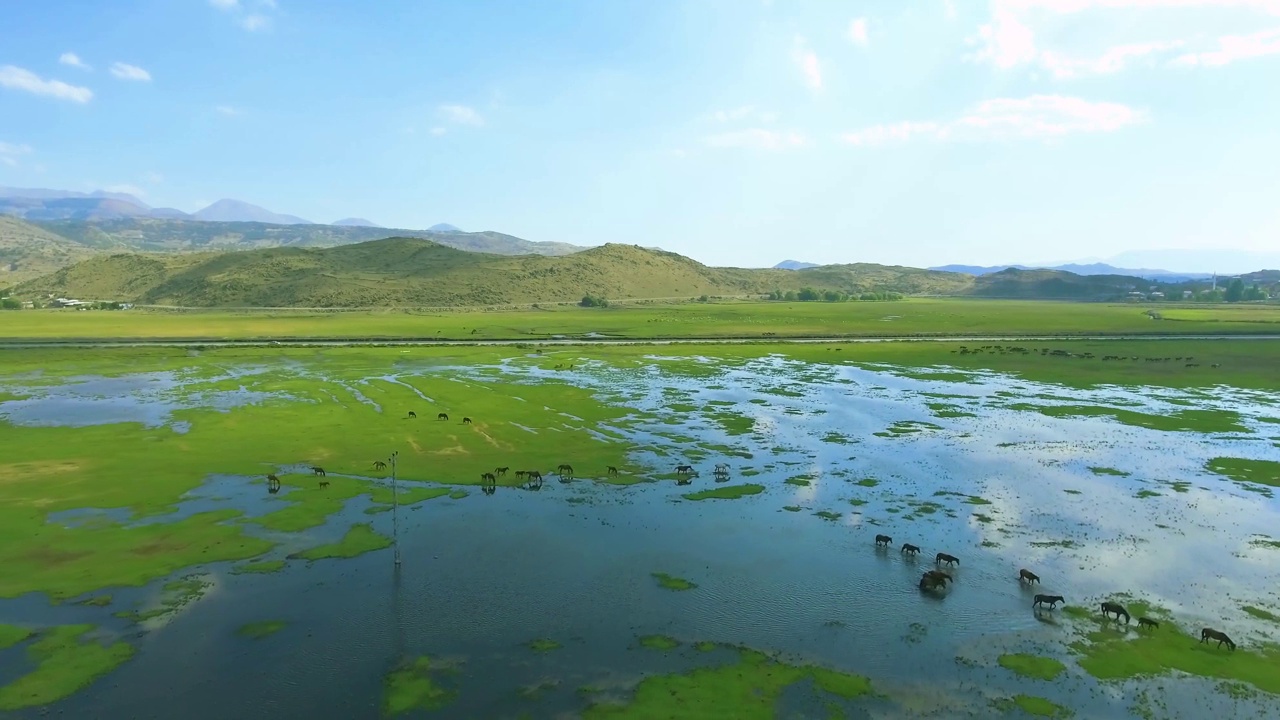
[0,624,33,650]
[0,624,135,711]
[292,524,391,561]
[998,653,1067,681]
[682,483,764,501]
[585,645,873,718]
[527,638,562,652]
[638,635,681,650]
[1205,457,1280,488]
[382,656,456,715]
[237,621,286,639]
[992,694,1072,718]
[652,572,698,591]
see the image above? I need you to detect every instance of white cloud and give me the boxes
[704,128,807,150]
[792,36,823,91]
[211,0,278,32]
[0,65,93,103]
[0,141,33,167]
[242,14,270,31]
[1170,26,1280,66]
[209,0,239,8]
[110,62,152,82]
[849,18,870,47]
[841,94,1146,146]
[710,106,779,124]
[438,104,484,126]
[970,0,1280,76]
[59,52,92,71]
[945,0,958,19]
[216,105,244,116]
[429,126,448,136]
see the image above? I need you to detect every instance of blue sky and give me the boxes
[2,0,1279,269]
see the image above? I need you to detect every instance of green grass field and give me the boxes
[3,298,1280,341]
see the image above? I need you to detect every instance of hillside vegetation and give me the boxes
[0,216,98,287]
[12,238,982,307]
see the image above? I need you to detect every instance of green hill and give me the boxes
[31,217,582,256]
[969,268,1147,299]
[11,238,982,308]
[0,216,98,288]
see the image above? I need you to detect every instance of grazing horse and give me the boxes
[526,471,544,490]
[318,480,330,489]
[901,543,921,555]
[936,552,960,566]
[1137,617,1159,630]
[1200,628,1236,650]
[515,470,527,480]
[408,411,417,419]
[923,570,952,584]
[266,474,281,494]
[919,573,947,592]
[1019,569,1041,584]
[675,464,694,476]
[463,417,473,425]
[311,466,326,477]
[1033,594,1064,610]
[494,467,509,477]
[875,534,892,547]
[557,464,574,476]
[607,466,619,476]
[437,413,448,421]
[481,472,496,484]
[1100,601,1131,624]
[373,460,387,471]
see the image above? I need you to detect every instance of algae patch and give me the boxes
[651,572,697,591]
[237,620,286,639]
[682,483,764,501]
[998,653,1067,681]
[0,624,135,711]
[382,656,457,715]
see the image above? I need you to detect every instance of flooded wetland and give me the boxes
[1,341,1278,719]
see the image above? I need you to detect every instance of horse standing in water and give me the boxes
[875,534,892,547]
[1100,601,1130,624]
[266,474,281,494]
[1033,594,1064,610]
[1019,569,1041,584]
[936,552,960,566]
[901,543,921,555]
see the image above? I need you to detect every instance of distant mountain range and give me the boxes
[774,260,819,270]
[929,262,1213,282]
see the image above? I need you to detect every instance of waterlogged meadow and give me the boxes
[0,343,1278,718]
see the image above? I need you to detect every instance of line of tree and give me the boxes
[765,288,904,302]
[579,294,610,307]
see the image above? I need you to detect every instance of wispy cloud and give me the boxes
[709,106,779,124]
[944,0,958,19]
[59,52,92,71]
[841,95,1146,146]
[211,0,278,32]
[704,128,807,151]
[1170,27,1280,67]
[110,62,152,82]
[438,104,484,126]
[0,65,93,103]
[209,0,239,8]
[792,36,823,91]
[969,0,1280,76]
[216,105,244,116]
[429,127,448,136]
[242,14,271,31]
[0,141,33,167]
[849,18,869,47]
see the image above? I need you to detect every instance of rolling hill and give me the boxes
[0,216,99,287]
[12,238,985,308]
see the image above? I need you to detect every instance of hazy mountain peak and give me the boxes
[332,217,382,227]
[774,259,819,270]
[428,223,463,233]
[193,199,312,225]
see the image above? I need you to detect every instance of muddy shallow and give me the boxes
[2,353,1279,719]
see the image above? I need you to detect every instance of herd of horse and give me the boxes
[876,533,1238,651]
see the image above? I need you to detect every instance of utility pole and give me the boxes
[390,450,401,566]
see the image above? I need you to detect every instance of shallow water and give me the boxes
[1,354,1279,719]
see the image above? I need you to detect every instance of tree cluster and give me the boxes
[765,288,904,302]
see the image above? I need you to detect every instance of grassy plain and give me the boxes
[3,298,1280,341]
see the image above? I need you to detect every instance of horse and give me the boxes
[494,467,509,477]
[1200,628,1236,650]
[373,460,387,471]
[407,411,417,419]
[1137,617,1159,630]
[318,480,330,489]
[1100,601,1130,624]
[526,470,542,483]
[919,574,947,592]
[675,464,694,475]
[266,474,281,494]
[515,470,527,480]
[676,476,693,486]
[437,413,448,421]
[607,466,619,476]
[463,417,473,425]
[714,463,730,474]
[1019,569,1041,584]
[936,552,960,566]
[557,464,574,476]
[480,472,496,484]
[1033,594,1064,610]
[901,543,921,555]
[875,534,892,547]
[481,484,496,495]
[923,570,952,584]
[311,466,326,477]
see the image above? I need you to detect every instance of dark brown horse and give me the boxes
[318,480,330,489]
[463,417,473,424]
[481,484,496,495]
[266,474,281,494]
[923,570,952,584]
[1137,617,1159,630]
[675,464,694,475]
[1100,601,1130,624]
[437,412,448,421]
[936,552,959,566]
[1033,594,1064,609]
[1200,628,1235,650]
[875,534,892,547]
[557,464,574,476]
[1019,569,1040,584]
[607,465,619,476]
[919,573,947,592]
[526,471,544,490]
[494,467,509,477]
[373,460,387,471]
[901,543,921,555]
[515,470,527,480]
[407,411,417,418]
[481,472,496,484]
[311,466,326,477]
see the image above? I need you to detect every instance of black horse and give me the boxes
[266,474,281,494]
[373,460,387,471]
[463,417,473,425]
[875,534,892,547]
[1101,601,1130,624]
[1033,594,1064,610]
[311,466,326,477]
[1200,628,1235,650]
[494,467,509,477]
[1137,617,1159,630]
[901,543,921,555]
[437,413,448,421]
[607,466,619,476]
[1019,569,1041,584]
[935,552,959,566]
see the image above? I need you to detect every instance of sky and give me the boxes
[2,0,1279,269]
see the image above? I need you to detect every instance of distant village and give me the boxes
[0,294,133,311]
